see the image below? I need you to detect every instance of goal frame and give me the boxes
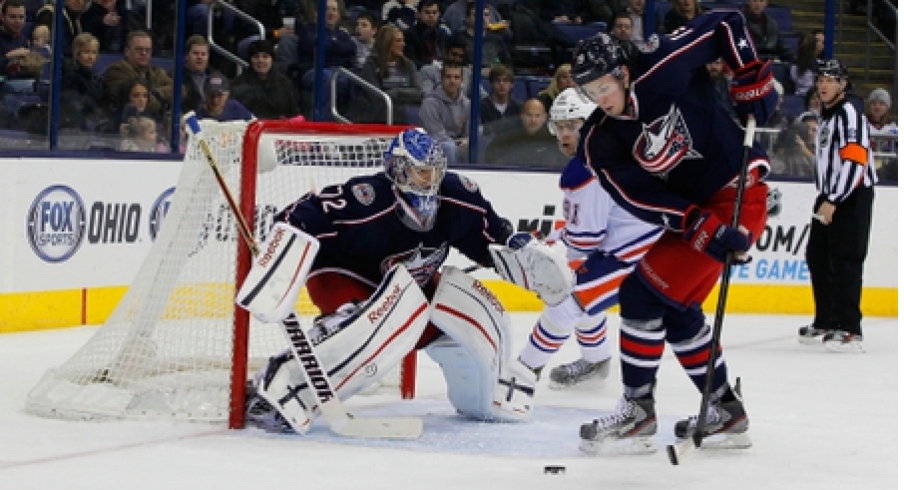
[229,120,418,428]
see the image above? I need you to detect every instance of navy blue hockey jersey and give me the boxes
[579,10,771,232]
[276,171,510,286]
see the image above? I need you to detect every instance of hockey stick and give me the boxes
[183,113,422,439]
[667,116,756,465]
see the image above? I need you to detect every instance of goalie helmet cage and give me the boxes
[26,119,418,429]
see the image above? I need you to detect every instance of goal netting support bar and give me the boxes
[26,120,417,428]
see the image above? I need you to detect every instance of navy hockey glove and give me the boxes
[506,231,538,249]
[730,60,778,126]
[682,207,752,263]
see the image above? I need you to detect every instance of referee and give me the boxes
[798,59,877,353]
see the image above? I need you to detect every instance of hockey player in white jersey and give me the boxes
[517,88,662,388]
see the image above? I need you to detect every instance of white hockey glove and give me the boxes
[489,232,575,306]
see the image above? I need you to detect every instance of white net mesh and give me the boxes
[26,120,408,423]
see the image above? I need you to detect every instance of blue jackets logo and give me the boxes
[149,187,176,240]
[27,185,87,263]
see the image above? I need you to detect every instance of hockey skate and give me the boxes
[579,396,658,455]
[674,379,751,450]
[548,358,610,389]
[823,331,865,353]
[245,387,294,434]
[798,324,829,345]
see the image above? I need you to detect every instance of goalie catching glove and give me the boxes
[489,231,575,306]
[682,207,752,264]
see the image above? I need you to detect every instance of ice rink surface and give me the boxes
[0,313,897,490]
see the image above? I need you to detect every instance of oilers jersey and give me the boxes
[559,158,662,264]
[276,171,510,286]
[579,10,772,232]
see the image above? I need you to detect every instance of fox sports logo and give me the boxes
[26,185,87,263]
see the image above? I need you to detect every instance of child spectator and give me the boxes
[231,40,299,119]
[119,113,167,152]
[61,32,108,131]
[349,24,422,124]
[196,72,255,122]
[30,25,52,59]
[352,10,378,71]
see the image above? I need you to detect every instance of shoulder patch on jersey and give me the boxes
[352,183,376,206]
[637,34,660,54]
[457,174,479,193]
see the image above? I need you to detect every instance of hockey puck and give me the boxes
[543,465,566,475]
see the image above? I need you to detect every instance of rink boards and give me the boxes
[0,157,897,332]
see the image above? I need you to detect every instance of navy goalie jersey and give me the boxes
[275,171,509,286]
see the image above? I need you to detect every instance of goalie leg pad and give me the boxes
[255,265,430,430]
[237,223,320,323]
[428,266,534,422]
[489,241,575,306]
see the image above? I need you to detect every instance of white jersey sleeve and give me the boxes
[559,159,663,264]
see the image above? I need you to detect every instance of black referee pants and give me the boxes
[806,186,875,336]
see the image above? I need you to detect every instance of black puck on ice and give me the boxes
[543,465,566,475]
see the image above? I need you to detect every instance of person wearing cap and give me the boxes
[196,71,255,122]
[865,88,897,161]
[231,39,300,119]
[798,59,878,353]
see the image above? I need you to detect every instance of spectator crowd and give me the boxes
[0,0,896,179]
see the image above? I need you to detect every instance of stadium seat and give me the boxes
[556,24,605,44]
[4,93,42,116]
[781,95,805,119]
[237,35,261,62]
[93,54,120,75]
[771,61,794,96]
[766,6,793,35]
[1,78,36,94]
[511,76,529,102]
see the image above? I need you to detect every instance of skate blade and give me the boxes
[798,336,825,346]
[824,341,865,353]
[696,431,753,450]
[579,435,657,455]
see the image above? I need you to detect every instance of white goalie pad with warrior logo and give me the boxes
[489,234,575,306]
[253,265,430,434]
[426,265,537,422]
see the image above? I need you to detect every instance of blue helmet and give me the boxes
[384,128,447,231]
[571,33,628,87]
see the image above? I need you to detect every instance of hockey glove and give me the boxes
[682,207,752,264]
[506,231,538,250]
[730,60,778,126]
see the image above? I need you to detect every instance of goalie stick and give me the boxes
[183,113,422,439]
[666,116,757,465]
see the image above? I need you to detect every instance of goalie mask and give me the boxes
[385,128,448,232]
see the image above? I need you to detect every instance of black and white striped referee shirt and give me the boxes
[815,96,878,203]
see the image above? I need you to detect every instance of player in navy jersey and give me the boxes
[276,130,513,349]
[569,10,777,454]
[240,128,572,433]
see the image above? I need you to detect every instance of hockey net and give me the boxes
[26,120,417,428]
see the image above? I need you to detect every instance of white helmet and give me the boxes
[548,88,596,135]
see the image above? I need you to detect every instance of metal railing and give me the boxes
[208,0,266,75]
[329,68,393,124]
[865,0,897,88]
